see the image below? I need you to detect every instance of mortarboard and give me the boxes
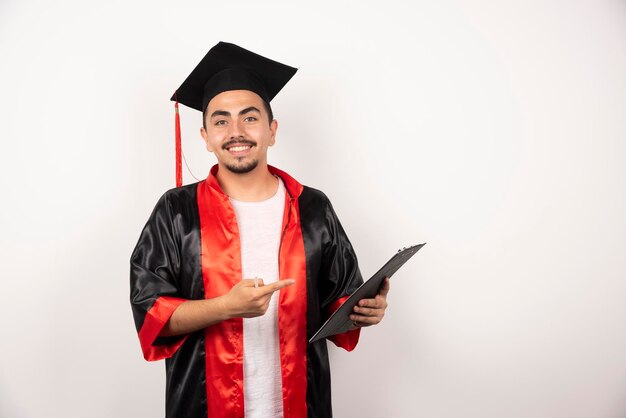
[169,42,298,187]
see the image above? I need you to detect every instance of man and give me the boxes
[130,42,390,418]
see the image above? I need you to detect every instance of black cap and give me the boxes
[171,42,298,112]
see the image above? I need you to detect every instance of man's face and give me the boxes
[200,89,277,175]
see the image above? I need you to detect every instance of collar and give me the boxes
[205,164,304,200]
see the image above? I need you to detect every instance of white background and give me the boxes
[1,1,626,417]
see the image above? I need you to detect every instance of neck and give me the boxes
[215,162,278,202]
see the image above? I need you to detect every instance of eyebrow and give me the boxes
[239,106,261,116]
[210,106,261,118]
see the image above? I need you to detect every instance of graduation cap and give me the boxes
[170,41,298,187]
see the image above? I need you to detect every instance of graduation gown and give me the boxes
[130,164,363,418]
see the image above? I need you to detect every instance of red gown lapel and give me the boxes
[197,164,308,418]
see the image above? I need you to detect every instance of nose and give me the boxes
[228,119,244,139]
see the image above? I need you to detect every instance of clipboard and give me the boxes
[309,243,425,344]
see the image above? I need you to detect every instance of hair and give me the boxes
[202,98,274,130]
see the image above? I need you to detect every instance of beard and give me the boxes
[224,157,259,174]
[222,138,259,174]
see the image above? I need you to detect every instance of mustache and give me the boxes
[222,139,257,150]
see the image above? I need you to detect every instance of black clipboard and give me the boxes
[309,243,425,344]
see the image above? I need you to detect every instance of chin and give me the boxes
[224,159,259,174]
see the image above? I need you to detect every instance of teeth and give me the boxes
[229,145,251,152]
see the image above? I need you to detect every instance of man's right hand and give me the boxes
[160,278,295,337]
[222,278,295,319]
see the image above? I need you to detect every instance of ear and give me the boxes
[200,127,214,153]
[269,119,278,147]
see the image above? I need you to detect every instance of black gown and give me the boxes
[130,165,363,418]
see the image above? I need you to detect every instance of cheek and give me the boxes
[204,130,226,150]
[243,124,261,135]
[248,126,273,144]
[204,138,219,152]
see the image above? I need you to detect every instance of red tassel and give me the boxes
[174,93,182,187]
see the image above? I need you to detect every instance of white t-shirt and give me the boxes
[229,177,286,418]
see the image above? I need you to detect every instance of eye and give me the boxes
[214,120,227,126]
[244,116,257,122]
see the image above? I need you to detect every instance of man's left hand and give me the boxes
[350,277,390,327]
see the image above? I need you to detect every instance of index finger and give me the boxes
[257,279,296,295]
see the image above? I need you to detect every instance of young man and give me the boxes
[130,42,389,418]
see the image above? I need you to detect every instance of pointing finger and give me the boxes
[258,279,296,295]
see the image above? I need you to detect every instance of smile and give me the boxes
[227,145,252,152]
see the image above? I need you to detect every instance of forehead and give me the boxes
[206,89,265,113]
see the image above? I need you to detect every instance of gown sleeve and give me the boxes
[130,192,189,361]
[320,196,364,351]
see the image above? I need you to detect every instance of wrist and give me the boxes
[216,294,235,320]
